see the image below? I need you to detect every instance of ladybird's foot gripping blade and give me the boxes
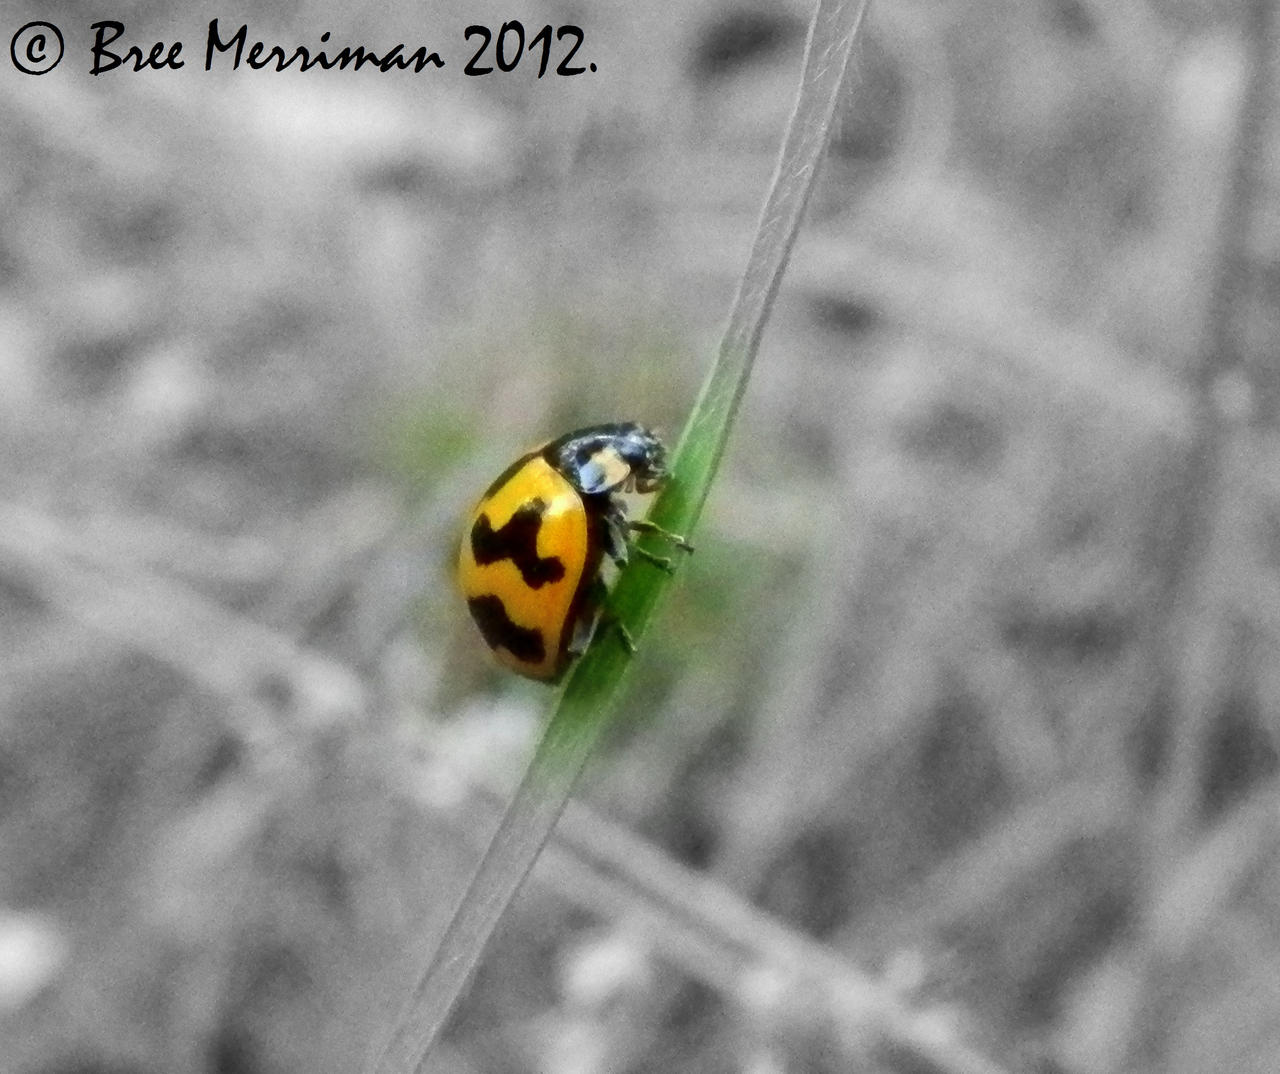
[583,605,636,658]
[613,618,637,654]
[627,519,695,553]
[633,546,677,574]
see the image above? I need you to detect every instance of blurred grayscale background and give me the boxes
[3,0,1280,1072]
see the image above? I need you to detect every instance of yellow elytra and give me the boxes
[458,423,687,683]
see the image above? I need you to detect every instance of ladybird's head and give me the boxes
[608,423,669,493]
[550,423,669,496]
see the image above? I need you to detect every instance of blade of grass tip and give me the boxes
[363,2,871,1072]
[622,0,872,619]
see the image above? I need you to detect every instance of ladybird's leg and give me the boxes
[577,568,638,658]
[598,605,638,656]
[627,518,694,553]
[600,500,675,573]
[620,512,678,574]
[566,571,609,659]
[612,618,637,654]
[566,606,601,658]
[567,577,635,658]
[601,507,631,568]
[632,545,677,573]
[604,503,682,573]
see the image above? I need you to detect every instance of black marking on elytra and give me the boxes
[471,500,566,588]
[467,595,546,663]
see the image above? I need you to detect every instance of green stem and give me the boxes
[363,3,872,1071]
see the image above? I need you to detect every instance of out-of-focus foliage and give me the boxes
[2,1,1280,1073]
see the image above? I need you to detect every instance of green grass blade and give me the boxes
[364,2,872,1071]
[618,0,872,632]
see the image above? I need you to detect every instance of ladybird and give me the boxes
[458,422,691,682]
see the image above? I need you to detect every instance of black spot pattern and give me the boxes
[470,500,565,588]
[467,595,546,663]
